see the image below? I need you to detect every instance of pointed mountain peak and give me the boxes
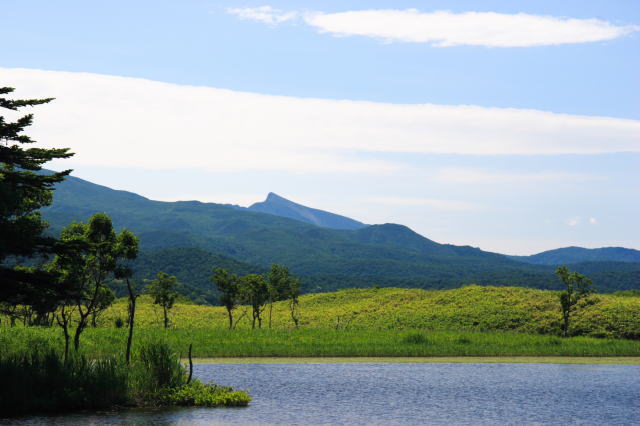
[249,193,366,230]
[265,192,286,202]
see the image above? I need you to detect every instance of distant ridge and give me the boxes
[248,192,366,230]
[510,246,640,265]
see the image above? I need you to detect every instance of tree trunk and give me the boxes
[56,307,71,362]
[187,343,193,384]
[73,323,83,352]
[227,308,233,330]
[125,278,136,365]
[268,302,273,329]
[73,308,90,352]
[163,306,168,329]
[562,311,570,337]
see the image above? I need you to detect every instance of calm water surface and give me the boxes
[11,363,640,425]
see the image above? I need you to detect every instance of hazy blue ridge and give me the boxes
[509,246,640,265]
[248,192,367,230]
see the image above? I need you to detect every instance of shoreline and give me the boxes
[189,356,640,365]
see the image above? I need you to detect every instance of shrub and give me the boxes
[402,332,429,344]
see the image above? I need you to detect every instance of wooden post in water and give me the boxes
[187,343,193,384]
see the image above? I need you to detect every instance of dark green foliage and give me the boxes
[48,212,135,353]
[147,272,180,328]
[211,268,241,329]
[0,348,128,416]
[112,246,265,304]
[556,266,595,337]
[0,87,72,307]
[241,273,269,329]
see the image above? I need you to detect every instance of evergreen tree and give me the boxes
[0,86,73,306]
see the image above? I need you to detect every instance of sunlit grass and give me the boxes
[2,328,639,358]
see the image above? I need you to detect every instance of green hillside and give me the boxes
[42,172,640,295]
[76,285,640,339]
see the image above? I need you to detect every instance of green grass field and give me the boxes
[2,328,639,358]
[94,285,640,339]
[2,285,639,358]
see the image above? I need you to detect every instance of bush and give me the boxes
[402,332,429,344]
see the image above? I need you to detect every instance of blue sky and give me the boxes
[2,0,639,254]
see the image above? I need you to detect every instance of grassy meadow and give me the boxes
[2,286,639,358]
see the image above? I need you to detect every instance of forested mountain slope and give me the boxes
[41,172,640,295]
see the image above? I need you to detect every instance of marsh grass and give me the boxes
[0,348,128,416]
[0,341,251,417]
[2,328,638,359]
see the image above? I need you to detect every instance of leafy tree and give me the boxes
[266,264,293,328]
[241,273,269,329]
[113,229,139,364]
[287,276,301,329]
[556,266,595,337]
[0,86,73,307]
[49,213,132,353]
[147,272,180,329]
[211,268,240,330]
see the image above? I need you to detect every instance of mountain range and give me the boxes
[40,172,639,300]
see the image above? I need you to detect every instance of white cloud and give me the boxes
[226,6,298,25]
[589,217,598,225]
[434,168,603,184]
[227,6,639,47]
[366,196,481,211]
[1,68,639,175]
[567,217,581,226]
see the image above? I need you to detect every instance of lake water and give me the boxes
[11,362,640,425]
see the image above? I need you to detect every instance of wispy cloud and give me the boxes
[566,216,600,227]
[226,6,639,47]
[1,68,639,175]
[433,169,603,184]
[226,6,298,25]
[567,217,581,226]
